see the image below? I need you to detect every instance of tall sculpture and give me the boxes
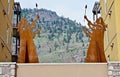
[83,15,107,62]
[17,16,41,63]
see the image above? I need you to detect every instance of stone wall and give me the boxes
[108,62,120,77]
[0,63,16,77]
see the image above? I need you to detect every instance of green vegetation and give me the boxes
[21,8,89,63]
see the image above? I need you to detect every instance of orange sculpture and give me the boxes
[17,16,40,63]
[83,15,107,62]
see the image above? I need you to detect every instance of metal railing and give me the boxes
[105,32,120,52]
[0,35,12,55]
[0,0,13,28]
[104,0,115,21]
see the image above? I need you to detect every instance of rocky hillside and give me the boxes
[20,8,89,63]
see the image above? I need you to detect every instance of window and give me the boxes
[11,37,16,55]
[8,0,10,14]
[107,55,110,61]
[105,24,109,45]
[6,25,9,44]
[104,0,107,14]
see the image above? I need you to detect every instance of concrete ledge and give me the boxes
[17,63,107,65]
[0,62,16,64]
[17,63,108,77]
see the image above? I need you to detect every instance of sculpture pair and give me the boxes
[83,15,107,62]
[17,16,41,63]
[17,14,106,63]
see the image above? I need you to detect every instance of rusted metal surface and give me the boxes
[83,16,107,62]
[17,16,40,63]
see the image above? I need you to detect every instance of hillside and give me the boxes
[20,8,89,63]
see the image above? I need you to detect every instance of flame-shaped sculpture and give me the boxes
[83,16,107,62]
[17,16,41,63]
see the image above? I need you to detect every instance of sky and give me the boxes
[15,0,99,26]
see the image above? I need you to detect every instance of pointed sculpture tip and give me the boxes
[36,3,38,7]
[85,5,87,9]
